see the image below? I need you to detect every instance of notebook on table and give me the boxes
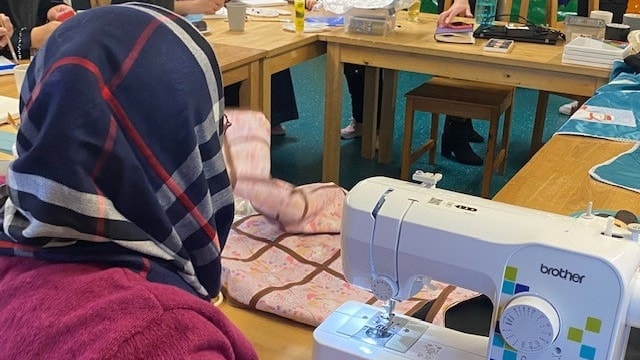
[473,24,563,45]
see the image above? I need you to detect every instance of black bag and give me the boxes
[473,25,564,45]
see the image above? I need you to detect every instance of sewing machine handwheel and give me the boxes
[498,294,560,353]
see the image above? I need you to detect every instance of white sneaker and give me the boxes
[340,118,362,139]
[271,124,286,136]
[559,101,579,116]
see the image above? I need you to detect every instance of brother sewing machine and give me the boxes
[313,175,640,360]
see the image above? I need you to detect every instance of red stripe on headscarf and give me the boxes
[100,20,221,250]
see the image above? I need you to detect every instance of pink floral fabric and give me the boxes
[221,208,480,327]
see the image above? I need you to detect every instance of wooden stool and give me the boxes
[400,77,514,198]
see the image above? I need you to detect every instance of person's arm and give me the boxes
[0,14,13,50]
[0,0,60,60]
[106,308,258,360]
[109,0,175,10]
[29,21,62,51]
[174,0,226,15]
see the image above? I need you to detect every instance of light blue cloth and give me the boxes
[556,60,640,142]
[556,60,640,193]
[589,143,640,193]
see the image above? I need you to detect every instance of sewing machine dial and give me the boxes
[498,295,560,353]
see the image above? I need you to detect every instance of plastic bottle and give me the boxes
[474,0,497,28]
[294,0,304,34]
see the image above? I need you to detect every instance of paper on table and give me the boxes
[0,96,19,124]
[0,56,17,76]
[238,0,287,6]
[570,104,637,127]
[203,7,228,19]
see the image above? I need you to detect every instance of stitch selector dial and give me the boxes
[498,295,560,353]
[371,276,397,301]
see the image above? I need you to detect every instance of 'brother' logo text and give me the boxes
[540,264,585,283]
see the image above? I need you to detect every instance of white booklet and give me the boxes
[569,104,636,127]
[238,0,287,6]
[0,56,17,76]
[0,95,19,124]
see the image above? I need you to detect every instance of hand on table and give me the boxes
[175,0,226,14]
[0,14,14,49]
[47,4,76,22]
[438,0,472,25]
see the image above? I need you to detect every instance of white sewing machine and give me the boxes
[313,176,640,360]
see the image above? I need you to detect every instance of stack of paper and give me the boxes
[0,96,19,123]
[562,37,632,68]
[237,0,287,6]
[0,56,16,76]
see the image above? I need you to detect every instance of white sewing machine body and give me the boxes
[313,176,640,360]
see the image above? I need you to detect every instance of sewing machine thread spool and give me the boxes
[629,223,640,242]
[581,201,594,219]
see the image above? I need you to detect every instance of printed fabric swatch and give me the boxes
[556,61,640,142]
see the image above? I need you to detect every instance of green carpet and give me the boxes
[271,55,571,197]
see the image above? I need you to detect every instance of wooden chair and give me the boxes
[400,0,528,198]
[400,78,514,198]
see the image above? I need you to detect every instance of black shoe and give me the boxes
[442,119,483,166]
[465,119,484,143]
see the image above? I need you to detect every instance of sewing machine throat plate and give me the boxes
[338,308,430,353]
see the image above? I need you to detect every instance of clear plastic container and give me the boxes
[345,6,396,36]
[564,15,606,42]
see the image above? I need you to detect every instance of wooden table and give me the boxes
[318,13,611,184]
[205,13,326,120]
[213,43,267,110]
[0,43,266,108]
[494,134,640,215]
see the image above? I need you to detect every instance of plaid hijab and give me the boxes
[0,3,233,300]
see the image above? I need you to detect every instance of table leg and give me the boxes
[361,67,380,159]
[323,42,344,184]
[378,69,398,164]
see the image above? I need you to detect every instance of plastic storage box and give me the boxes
[345,6,396,36]
[564,15,606,41]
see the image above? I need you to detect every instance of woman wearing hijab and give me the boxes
[0,3,257,359]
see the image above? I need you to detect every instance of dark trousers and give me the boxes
[344,63,383,125]
[224,69,298,127]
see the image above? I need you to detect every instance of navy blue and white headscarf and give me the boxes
[0,3,233,300]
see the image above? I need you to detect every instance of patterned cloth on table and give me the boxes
[556,60,640,194]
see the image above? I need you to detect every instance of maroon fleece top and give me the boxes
[0,257,258,359]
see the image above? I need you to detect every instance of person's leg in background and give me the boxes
[340,64,383,139]
[223,69,298,136]
[441,116,484,166]
[436,0,484,166]
[269,69,299,135]
[340,64,365,139]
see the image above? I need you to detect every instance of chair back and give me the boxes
[442,0,599,28]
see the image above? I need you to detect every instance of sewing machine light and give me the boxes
[498,294,561,353]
